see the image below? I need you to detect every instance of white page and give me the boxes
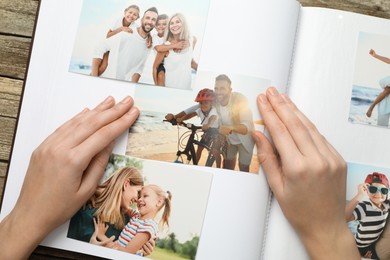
[265,7,390,260]
[1,0,300,259]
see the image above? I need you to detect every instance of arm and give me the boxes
[370,49,390,64]
[0,96,139,259]
[253,87,360,260]
[107,27,133,38]
[154,40,189,53]
[203,115,217,130]
[177,111,197,123]
[153,52,166,85]
[117,232,151,254]
[345,184,367,221]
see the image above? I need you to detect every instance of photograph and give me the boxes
[346,162,390,259]
[127,72,270,174]
[67,154,212,259]
[349,32,390,128]
[69,0,211,90]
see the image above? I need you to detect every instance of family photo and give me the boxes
[67,154,212,259]
[69,0,210,90]
[127,72,269,174]
[346,162,390,259]
[349,32,390,128]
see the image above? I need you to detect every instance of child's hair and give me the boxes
[145,184,172,229]
[165,13,190,41]
[365,172,389,187]
[157,14,169,24]
[124,5,140,19]
[89,167,144,229]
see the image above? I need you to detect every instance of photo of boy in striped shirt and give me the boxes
[346,172,390,259]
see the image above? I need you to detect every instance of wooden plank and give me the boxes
[0,117,16,161]
[0,77,23,118]
[0,35,31,79]
[300,0,390,19]
[0,0,38,37]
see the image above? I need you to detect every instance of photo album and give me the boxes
[1,0,390,259]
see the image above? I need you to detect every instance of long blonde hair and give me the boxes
[145,184,172,230]
[165,13,190,42]
[89,167,144,229]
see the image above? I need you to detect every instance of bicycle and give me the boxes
[164,118,217,167]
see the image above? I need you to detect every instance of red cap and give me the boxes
[365,172,389,187]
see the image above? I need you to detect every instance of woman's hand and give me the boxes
[0,96,139,259]
[253,87,360,260]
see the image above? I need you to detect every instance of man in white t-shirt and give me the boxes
[99,7,158,82]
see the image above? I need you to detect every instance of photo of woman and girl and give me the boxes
[67,155,212,259]
[346,171,390,259]
[70,0,209,90]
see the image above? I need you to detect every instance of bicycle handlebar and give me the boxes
[163,119,202,131]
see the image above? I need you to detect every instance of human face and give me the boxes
[156,19,167,36]
[124,8,139,25]
[169,16,183,35]
[141,11,158,33]
[367,183,388,208]
[200,100,212,113]
[121,180,142,209]
[137,186,162,217]
[214,80,232,106]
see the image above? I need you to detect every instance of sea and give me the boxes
[349,85,381,126]
[130,110,175,133]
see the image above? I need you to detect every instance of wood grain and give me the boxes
[0,0,389,259]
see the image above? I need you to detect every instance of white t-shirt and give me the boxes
[195,107,219,128]
[100,29,151,81]
[219,105,240,144]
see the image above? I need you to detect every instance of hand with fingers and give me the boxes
[253,87,360,260]
[0,96,139,260]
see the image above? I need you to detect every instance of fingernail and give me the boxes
[121,96,132,104]
[267,87,279,96]
[258,94,267,104]
[103,96,113,104]
[128,107,139,116]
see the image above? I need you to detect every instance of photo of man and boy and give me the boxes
[349,32,390,128]
[69,0,210,90]
[346,162,390,259]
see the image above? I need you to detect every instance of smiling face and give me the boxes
[137,186,163,217]
[367,183,388,208]
[124,7,139,25]
[200,100,212,113]
[214,80,232,106]
[156,18,167,36]
[169,16,183,35]
[141,11,158,33]
[121,180,142,209]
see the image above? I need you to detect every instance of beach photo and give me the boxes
[67,154,212,259]
[349,32,390,128]
[345,162,390,259]
[127,72,270,174]
[69,0,210,90]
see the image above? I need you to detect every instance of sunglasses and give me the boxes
[368,185,389,195]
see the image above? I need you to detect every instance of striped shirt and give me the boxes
[353,200,390,248]
[117,209,158,254]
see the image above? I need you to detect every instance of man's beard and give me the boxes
[142,24,153,33]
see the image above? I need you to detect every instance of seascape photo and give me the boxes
[345,162,390,259]
[69,0,211,90]
[127,72,270,174]
[67,154,212,260]
[349,32,390,128]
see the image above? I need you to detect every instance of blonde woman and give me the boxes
[67,167,144,243]
[153,13,197,90]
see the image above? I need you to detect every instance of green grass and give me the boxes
[147,247,190,260]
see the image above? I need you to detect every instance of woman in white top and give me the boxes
[153,13,198,90]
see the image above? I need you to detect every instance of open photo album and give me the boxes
[1,0,390,259]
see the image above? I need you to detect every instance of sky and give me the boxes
[346,161,390,200]
[353,32,390,89]
[71,0,211,64]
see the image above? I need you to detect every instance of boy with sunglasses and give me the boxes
[345,172,390,259]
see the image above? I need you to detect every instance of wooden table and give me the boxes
[1,0,389,259]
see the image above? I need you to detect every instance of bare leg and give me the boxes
[212,149,221,168]
[223,159,236,170]
[196,146,204,164]
[157,70,166,86]
[239,163,250,173]
[90,58,103,76]
[367,86,390,117]
[98,52,110,76]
